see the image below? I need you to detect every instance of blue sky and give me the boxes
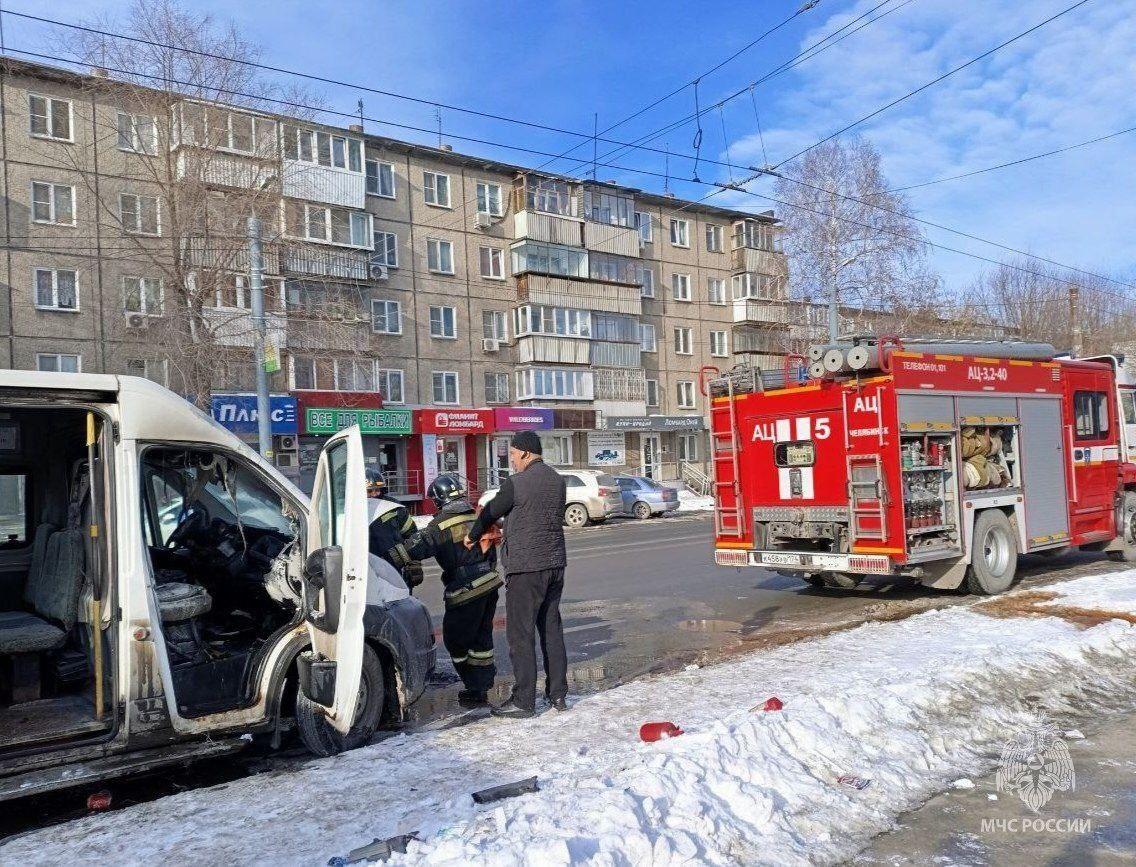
[10,0,1136,293]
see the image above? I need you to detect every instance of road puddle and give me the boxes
[676,618,745,634]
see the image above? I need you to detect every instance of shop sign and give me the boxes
[492,407,554,431]
[211,394,298,435]
[305,407,413,435]
[416,408,494,435]
[605,415,706,432]
[587,431,627,467]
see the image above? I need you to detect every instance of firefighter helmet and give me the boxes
[427,473,465,508]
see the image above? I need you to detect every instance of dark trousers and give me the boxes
[505,568,568,711]
[443,587,499,694]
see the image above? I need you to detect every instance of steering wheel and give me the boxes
[164,507,207,550]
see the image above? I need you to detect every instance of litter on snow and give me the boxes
[470,777,539,805]
[836,775,873,791]
[639,721,684,742]
[951,778,976,790]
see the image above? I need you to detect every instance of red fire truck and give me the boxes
[708,339,1136,594]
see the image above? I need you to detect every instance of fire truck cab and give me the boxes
[709,339,1136,593]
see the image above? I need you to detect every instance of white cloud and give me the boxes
[740,0,1136,291]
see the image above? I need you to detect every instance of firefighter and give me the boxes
[406,474,502,708]
[366,468,423,592]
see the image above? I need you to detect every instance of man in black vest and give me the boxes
[466,430,568,718]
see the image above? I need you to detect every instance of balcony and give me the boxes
[204,307,287,350]
[731,246,789,278]
[283,245,369,281]
[732,323,789,355]
[175,150,278,191]
[513,210,583,247]
[183,235,280,275]
[733,298,792,325]
[516,335,590,365]
[282,159,366,209]
[583,220,640,258]
[589,340,641,368]
[516,273,642,316]
[593,366,646,402]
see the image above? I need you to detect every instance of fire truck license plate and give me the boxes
[763,553,803,566]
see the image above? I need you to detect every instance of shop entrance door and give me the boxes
[436,437,466,485]
[641,434,661,479]
[487,436,511,489]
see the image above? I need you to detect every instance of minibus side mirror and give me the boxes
[302,546,343,633]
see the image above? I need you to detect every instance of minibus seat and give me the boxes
[154,581,212,623]
[0,611,65,653]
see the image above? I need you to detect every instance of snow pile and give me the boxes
[676,489,715,512]
[5,573,1136,865]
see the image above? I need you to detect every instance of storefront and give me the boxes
[414,408,495,510]
[599,415,707,481]
[488,407,554,488]
[293,392,415,497]
[210,393,300,481]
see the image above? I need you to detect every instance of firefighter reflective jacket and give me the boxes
[406,498,502,607]
[368,497,418,575]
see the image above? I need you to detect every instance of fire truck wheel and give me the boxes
[966,509,1018,595]
[1107,492,1136,562]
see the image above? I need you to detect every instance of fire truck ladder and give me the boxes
[847,454,888,544]
[710,380,745,538]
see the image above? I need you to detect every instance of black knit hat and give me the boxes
[511,430,543,455]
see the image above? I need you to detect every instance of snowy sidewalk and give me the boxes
[5,573,1136,865]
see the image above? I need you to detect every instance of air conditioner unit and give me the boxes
[126,313,148,329]
[482,338,501,353]
[279,435,298,451]
[368,260,389,280]
[475,212,493,229]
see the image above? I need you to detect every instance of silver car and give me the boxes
[477,469,622,527]
[614,476,680,519]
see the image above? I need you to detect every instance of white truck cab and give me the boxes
[0,373,435,802]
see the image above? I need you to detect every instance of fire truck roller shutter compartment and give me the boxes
[1016,398,1070,548]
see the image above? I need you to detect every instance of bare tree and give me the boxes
[41,0,366,404]
[773,136,942,344]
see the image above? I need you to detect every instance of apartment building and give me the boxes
[0,57,790,507]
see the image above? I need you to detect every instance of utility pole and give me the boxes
[1068,282,1084,357]
[248,215,273,460]
[827,187,839,343]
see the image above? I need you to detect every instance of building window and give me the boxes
[645,378,659,408]
[639,267,654,298]
[672,273,691,301]
[119,193,161,236]
[669,218,689,247]
[34,268,78,311]
[117,112,157,155]
[705,224,723,253]
[710,330,728,357]
[592,313,638,343]
[677,433,698,461]
[584,189,634,226]
[429,305,456,339]
[213,274,284,310]
[640,323,657,353]
[482,309,507,341]
[372,230,398,268]
[635,211,652,243]
[426,238,454,274]
[29,94,72,141]
[292,356,318,390]
[476,181,503,216]
[515,368,593,400]
[432,371,459,404]
[510,241,588,279]
[295,203,371,247]
[674,327,693,355]
[677,380,696,409]
[36,353,80,373]
[589,252,638,284]
[732,272,778,300]
[31,182,75,226]
[525,177,572,215]
[200,108,272,154]
[479,246,505,279]
[126,358,167,385]
[283,127,362,171]
[485,372,509,404]
[708,277,726,305]
[124,276,162,315]
[366,159,396,197]
[423,171,451,207]
[335,358,375,392]
[540,434,573,466]
[377,368,404,403]
[514,305,591,338]
[371,299,402,334]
